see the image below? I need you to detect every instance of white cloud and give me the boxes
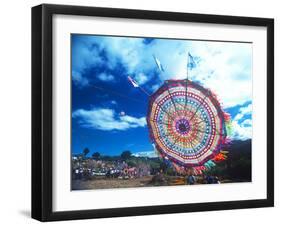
[120,115,147,127]
[241,119,252,127]
[72,71,89,87]
[240,103,252,115]
[73,35,252,108]
[234,113,243,121]
[231,120,252,141]
[132,150,158,158]
[230,103,252,140]
[110,100,117,105]
[72,36,104,76]
[135,72,148,85]
[163,41,252,108]
[72,108,146,131]
[97,72,114,82]
[151,84,160,92]
[102,37,146,73]
[233,103,252,121]
[100,37,252,108]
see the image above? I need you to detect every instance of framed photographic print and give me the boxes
[32,4,274,221]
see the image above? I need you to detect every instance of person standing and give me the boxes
[187,175,196,185]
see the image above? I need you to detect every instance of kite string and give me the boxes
[139,86,151,96]
[90,84,147,104]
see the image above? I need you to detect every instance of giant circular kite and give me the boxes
[147,79,229,168]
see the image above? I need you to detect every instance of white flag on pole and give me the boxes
[153,55,165,72]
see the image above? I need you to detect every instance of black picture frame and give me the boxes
[32,4,274,222]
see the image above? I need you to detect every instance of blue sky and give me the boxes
[71,34,252,156]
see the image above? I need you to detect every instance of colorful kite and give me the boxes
[147,79,231,171]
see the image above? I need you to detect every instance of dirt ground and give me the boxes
[72,175,237,190]
[72,176,155,190]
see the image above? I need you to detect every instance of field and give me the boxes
[72,175,244,190]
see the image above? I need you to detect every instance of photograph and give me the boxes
[71,34,252,190]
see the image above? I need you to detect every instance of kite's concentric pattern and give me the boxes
[147,79,228,167]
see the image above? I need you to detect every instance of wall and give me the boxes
[0,0,279,225]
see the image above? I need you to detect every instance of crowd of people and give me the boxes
[187,174,220,185]
[72,158,151,181]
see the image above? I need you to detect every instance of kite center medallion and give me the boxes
[176,118,190,135]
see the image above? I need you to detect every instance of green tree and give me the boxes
[160,161,168,173]
[92,152,101,160]
[121,150,132,160]
[149,161,161,175]
[127,159,137,167]
[83,147,90,158]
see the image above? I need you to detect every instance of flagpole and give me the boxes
[186,51,189,80]
[184,52,189,114]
